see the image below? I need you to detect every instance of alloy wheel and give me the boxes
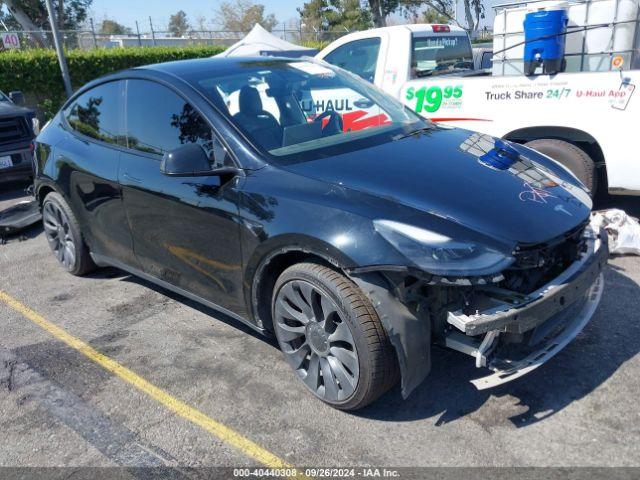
[43,201,77,270]
[274,280,360,402]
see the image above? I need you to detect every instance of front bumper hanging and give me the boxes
[446,223,608,390]
[470,272,604,389]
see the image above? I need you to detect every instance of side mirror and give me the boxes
[9,91,25,106]
[160,143,239,178]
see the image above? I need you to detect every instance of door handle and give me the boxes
[122,172,142,184]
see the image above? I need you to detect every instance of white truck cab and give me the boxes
[317,12,640,196]
[319,24,473,99]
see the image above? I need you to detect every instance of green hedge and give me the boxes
[0,45,226,119]
[300,40,331,51]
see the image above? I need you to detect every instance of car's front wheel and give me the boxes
[272,262,398,410]
[42,192,95,276]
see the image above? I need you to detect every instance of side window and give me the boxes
[125,79,232,168]
[323,38,381,82]
[65,81,123,144]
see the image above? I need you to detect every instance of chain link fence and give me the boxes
[0,28,352,51]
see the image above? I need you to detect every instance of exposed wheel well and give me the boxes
[37,185,55,205]
[504,126,605,172]
[252,249,344,333]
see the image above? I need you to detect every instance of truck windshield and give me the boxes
[412,35,473,77]
[185,58,427,163]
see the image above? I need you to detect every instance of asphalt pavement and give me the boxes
[1,180,639,472]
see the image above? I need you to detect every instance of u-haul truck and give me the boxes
[316,0,640,196]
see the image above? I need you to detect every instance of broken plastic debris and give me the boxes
[591,209,640,256]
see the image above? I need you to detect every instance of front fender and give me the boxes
[244,233,361,331]
[246,237,432,398]
[238,166,432,393]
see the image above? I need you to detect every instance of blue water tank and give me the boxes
[523,8,568,75]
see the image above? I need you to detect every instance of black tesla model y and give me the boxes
[34,57,607,410]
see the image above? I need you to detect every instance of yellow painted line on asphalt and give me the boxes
[0,289,292,469]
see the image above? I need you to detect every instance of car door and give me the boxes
[119,78,246,316]
[56,80,138,267]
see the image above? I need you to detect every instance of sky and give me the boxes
[88,0,497,33]
[89,0,304,32]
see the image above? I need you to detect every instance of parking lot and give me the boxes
[1,180,640,470]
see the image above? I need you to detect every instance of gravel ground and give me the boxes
[1,180,639,471]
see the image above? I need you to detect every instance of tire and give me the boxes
[272,262,399,410]
[42,192,95,276]
[524,138,597,194]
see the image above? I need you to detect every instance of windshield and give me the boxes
[411,35,473,77]
[0,90,9,102]
[183,59,427,163]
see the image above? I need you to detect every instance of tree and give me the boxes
[99,19,129,35]
[190,14,210,38]
[421,6,450,24]
[1,0,92,30]
[168,10,190,37]
[407,0,485,34]
[194,14,208,31]
[327,0,372,31]
[461,0,485,34]
[215,0,277,33]
[366,0,397,27]
[358,0,485,34]
[1,0,47,46]
[298,0,371,36]
[297,0,329,34]
[1,0,93,46]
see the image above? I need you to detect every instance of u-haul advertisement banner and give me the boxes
[401,70,637,121]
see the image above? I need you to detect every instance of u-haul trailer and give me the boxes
[316,0,640,196]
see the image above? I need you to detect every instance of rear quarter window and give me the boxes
[64,81,124,145]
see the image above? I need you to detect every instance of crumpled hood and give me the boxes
[282,127,592,246]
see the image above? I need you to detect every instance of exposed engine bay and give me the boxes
[352,220,608,394]
[503,221,588,294]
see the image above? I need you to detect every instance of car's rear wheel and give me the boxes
[524,138,597,194]
[42,192,95,276]
[272,262,398,410]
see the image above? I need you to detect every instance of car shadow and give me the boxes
[356,265,640,427]
[86,268,272,344]
[0,223,42,244]
[0,180,31,202]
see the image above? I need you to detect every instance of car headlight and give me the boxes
[373,220,514,276]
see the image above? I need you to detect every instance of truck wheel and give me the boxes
[272,262,398,410]
[42,192,95,276]
[524,139,597,193]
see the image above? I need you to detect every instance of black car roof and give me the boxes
[137,56,300,77]
[75,56,312,97]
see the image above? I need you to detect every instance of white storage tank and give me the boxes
[492,0,640,76]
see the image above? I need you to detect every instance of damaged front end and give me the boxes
[349,218,608,397]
